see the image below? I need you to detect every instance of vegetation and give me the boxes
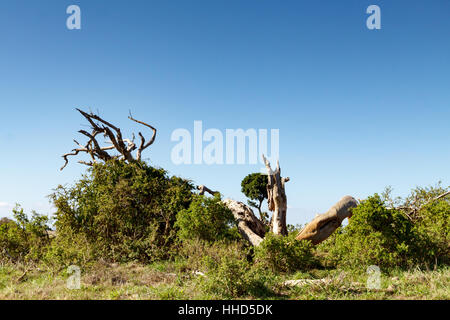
[0,205,50,263]
[49,160,193,264]
[0,160,448,300]
[241,173,269,223]
[175,194,239,243]
[0,260,448,300]
[254,232,317,273]
[318,195,430,269]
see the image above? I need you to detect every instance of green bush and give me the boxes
[0,205,50,263]
[181,239,275,298]
[50,160,194,263]
[416,200,449,264]
[43,230,94,268]
[254,232,316,273]
[319,194,433,269]
[406,184,449,264]
[0,217,13,226]
[175,194,240,243]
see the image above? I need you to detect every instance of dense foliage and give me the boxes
[175,194,240,243]
[241,173,269,222]
[317,192,448,269]
[0,206,50,263]
[402,184,450,265]
[180,239,276,298]
[255,232,316,273]
[50,161,194,263]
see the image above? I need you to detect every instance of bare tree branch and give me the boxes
[128,112,157,161]
[60,109,158,170]
[395,190,450,220]
[197,185,220,196]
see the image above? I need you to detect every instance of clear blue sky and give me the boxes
[0,0,449,225]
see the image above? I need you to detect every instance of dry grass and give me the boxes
[0,260,189,300]
[0,261,448,300]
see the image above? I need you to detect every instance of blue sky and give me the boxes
[0,0,449,225]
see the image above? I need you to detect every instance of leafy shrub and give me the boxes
[181,239,275,298]
[0,205,50,263]
[405,184,449,264]
[175,194,240,243]
[50,160,194,263]
[43,230,94,268]
[319,194,433,269]
[416,200,449,264]
[254,232,316,273]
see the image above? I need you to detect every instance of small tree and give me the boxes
[241,173,269,224]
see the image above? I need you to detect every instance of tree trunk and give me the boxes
[222,199,266,246]
[196,185,266,246]
[262,155,289,236]
[295,196,358,245]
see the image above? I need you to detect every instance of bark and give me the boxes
[295,195,358,245]
[196,185,266,246]
[197,185,220,196]
[262,155,289,236]
[222,199,266,246]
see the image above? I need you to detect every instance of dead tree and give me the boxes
[196,153,291,244]
[196,184,266,246]
[196,154,291,244]
[198,156,358,246]
[61,109,157,170]
[222,199,266,246]
[262,155,289,236]
[198,184,358,246]
[295,196,358,245]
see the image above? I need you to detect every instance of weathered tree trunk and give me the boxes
[197,183,359,247]
[196,185,266,246]
[222,199,266,246]
[262,155,289,236]
[295,196,358,245]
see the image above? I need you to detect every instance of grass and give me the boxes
[0,260,448,300]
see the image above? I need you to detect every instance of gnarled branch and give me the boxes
[60,109,157,170]
[128,112,157,161]
[395,191,450,220]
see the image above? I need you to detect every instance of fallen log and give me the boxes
[222,199,266,246]
[198,183,357,246]
[295,195,358,245]
[196,185,266,246]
